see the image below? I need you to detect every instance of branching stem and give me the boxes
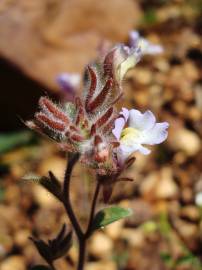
[63,153,83,240]
[63,154,101,270]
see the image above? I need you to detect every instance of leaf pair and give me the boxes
[30,224,72,265]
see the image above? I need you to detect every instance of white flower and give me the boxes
[129,31,164,55]
[112,108,169,164]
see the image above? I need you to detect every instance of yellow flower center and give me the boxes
[120,127,141,145]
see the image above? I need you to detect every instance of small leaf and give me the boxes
[30,266,51,270]
[92,206,132,232]
[30,238,52,263]
[40,171,63,202]
[49,224,73,260]
[22,172,63,202]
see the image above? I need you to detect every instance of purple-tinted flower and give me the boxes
[129,31,164,55]
[108,31,163,84]
[112,108,129,140]
[113,108,169,163]
[57,73,81,96]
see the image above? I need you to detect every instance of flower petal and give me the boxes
[138,145,151,155]
[139,38,163,55]
[120,107,129,121]
[112,108,129,140]
[129,110,156,131]
[141,122,169,145]
[117,144,138,164]
[112,118,126,140]
[129,31,139,48]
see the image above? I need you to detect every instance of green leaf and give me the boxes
[30,266,51,270]
[92,206,132,232]
[0,130,36,154]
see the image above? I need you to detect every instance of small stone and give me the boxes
[172,100,187,115]
[1,256,26,270]
[180,206,200,222]
[14,229,30,247]
[140,168,179,200]
[33,185,60,207]
[186,106,201,121]
[105,219,124,240]
[174,219,198,240]
[126,199,153,226]
[89,232,113,259]
[121,228,144,247]
[132,68,153,85]
[4,185,21,203]
[155,168,179,199]
[154,59,170,72]
[86,261,116,270]
[133,90,149,107]
[168,128,201,156]
[181,187,193,203]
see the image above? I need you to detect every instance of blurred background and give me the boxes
[0,0,202,269]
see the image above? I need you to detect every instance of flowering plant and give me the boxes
[26,31,168,270]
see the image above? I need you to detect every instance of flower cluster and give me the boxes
[27,31,168,186]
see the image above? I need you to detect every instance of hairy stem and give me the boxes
[86,181,101,237]
[63,153,83,239]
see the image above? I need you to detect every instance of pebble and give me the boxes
[168,128,201,156]
[140,168,179,200]
[121,228,144,247]
[180,205,200,222]
[1,256,26,270]
[89,232,113,259]
[86,261,116,270]
[105,220,124,240]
